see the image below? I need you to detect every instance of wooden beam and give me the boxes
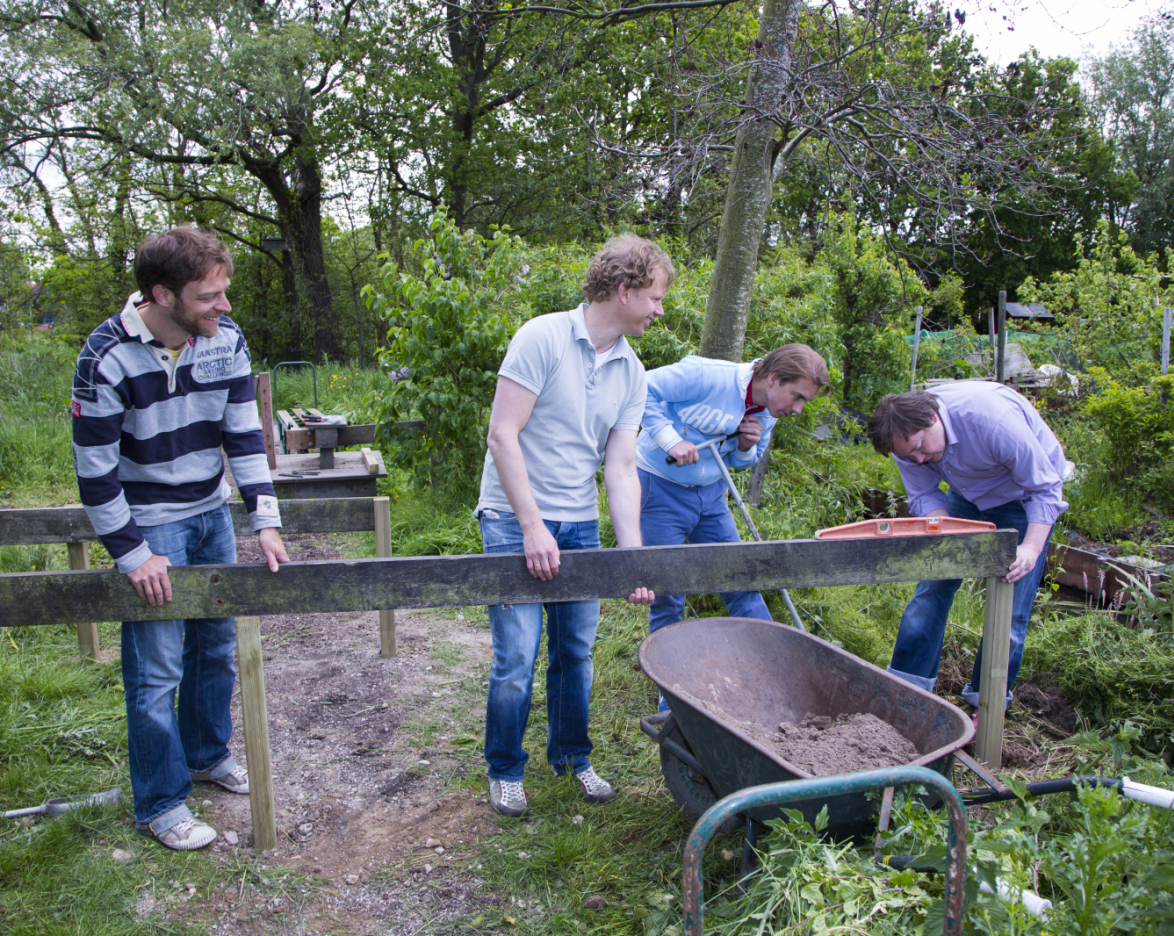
[255,373,277,470]
[975,576,1015,768]
[1,532,1018,627]
[281,424,377,451]
[68,542,100,662]
[373,497,396,657]
[0,498,380,546]
[234,615,277,850]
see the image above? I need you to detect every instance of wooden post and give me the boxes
[996,291,1007,385]
[909,306,923,391]
[254,372,277,469]
[67,542,101,662]
[975,576,1014,768]
[234,615,276,850]
[374,496,396,657]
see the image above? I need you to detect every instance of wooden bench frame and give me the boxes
[0,530,1018,849]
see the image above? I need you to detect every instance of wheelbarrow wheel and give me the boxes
[658,723,742,833]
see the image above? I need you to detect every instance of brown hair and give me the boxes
[582,234,675,303]
[135,226,234,303]
[752,344,830,395]
[867,391,940,455]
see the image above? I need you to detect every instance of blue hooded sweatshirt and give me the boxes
[636,355,777,488]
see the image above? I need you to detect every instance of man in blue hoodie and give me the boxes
[636,345,829,637]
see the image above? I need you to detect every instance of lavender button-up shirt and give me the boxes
[894,382,1068,526]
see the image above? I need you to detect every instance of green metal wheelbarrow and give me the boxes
[638,617,975,840]
[638,617,976,935]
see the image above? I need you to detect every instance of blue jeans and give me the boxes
[639,469,772,634]
[122,505,240,834]
[479,509,601,782]
[888,489,1052,708]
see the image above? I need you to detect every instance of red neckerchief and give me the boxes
[745,382,764,418]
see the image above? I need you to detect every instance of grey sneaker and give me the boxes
[489,779,528,817]
[574,766,616,804]
[205,766,249,794]
[151,816,217,851]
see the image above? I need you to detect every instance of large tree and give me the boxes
[1087,13,1174,260]
[0,0,379,360]
[676,0,1075,359]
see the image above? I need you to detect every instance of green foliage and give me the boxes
[1020,611,1174,762]
[812,213,963,414]
[1079,370,1174,506]
[1019,222,1171,384]
[364,211,529,498]
[1087,13,1174,258]
[0,334,78,505]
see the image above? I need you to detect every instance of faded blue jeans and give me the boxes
[888,489,1052,708]
[122,504,241,835]
[479,509,601,782]
[638,469,772,634]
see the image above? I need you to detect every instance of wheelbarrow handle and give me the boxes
[681,766,968,936]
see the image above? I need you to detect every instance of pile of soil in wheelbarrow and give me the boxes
[734,711,920,777]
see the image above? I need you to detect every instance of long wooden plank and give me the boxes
[1,532,1017,627]
[0,498,380,545]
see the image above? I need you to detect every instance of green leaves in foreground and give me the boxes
[706,776,1174,936]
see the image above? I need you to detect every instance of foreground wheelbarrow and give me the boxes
[639,617,973,841]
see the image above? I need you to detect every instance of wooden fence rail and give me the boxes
[0,497,398,658]
[0,530,1018,849]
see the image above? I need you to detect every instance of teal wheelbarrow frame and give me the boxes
[682,766,968,936]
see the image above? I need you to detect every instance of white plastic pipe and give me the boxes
[1122,777,1174,809]
[981,879,1052,919]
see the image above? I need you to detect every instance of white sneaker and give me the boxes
[207,766,249,794]
[574,766,616,804]
[489,779,528,817]
[151,816,217,851]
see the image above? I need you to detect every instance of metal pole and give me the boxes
[996,291,1007,384]
[910,306,923,391]
[1162,307,1171,376]
[706,446,805,632]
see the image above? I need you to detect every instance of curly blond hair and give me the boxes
[582,234,675,303]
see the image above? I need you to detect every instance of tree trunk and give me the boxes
[699,0,801,362]
[291,154,339,362]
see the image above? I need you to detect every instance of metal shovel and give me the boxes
[3,787,125,819]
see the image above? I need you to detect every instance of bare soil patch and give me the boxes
[170,534,504,935]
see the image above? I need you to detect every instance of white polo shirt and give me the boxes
[476,305,647,521]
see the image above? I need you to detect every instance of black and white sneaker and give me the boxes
[574,766,616,804]
[489,779,528,817]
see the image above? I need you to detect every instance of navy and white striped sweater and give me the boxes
[71,295,281,573]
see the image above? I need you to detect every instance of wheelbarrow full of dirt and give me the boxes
[638,617,974,841]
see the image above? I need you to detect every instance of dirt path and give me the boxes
[178,534,504,935]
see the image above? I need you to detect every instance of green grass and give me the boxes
[4,346,1174,935]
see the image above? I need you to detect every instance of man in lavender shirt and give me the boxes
[867,384,1067,710]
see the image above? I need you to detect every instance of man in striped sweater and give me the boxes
[71,227,288,850]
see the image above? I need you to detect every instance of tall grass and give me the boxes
[0,334,79,505]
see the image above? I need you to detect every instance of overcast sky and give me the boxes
[956,0,1169,73]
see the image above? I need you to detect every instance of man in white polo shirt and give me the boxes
[475,234,670,817]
